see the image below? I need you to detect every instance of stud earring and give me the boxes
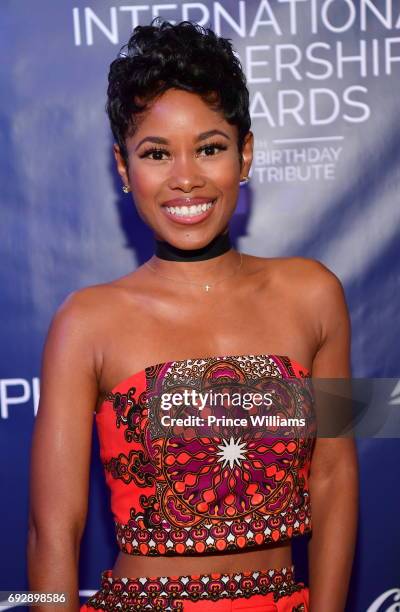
[122,185,131,193]
[240,176,249,184]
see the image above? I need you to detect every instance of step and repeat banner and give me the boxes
[1,1,400,610]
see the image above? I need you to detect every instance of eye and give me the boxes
[138,141,228,161]
[139,146,169,161]
[198,141,228,156]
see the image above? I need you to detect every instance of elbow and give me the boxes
[27,513,83,566]
[27,514,40,557]
[309,439,359,489]
[309,459,359,506]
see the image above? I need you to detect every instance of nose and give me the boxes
[168,155,206,191]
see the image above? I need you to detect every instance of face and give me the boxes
[114,88,253,249]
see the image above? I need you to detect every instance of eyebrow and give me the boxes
[134,129,231,151]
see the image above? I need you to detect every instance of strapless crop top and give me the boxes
[96,353,316,556]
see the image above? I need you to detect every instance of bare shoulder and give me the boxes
[39,275,144,417]
[280,256,349,324]
[54,284,105,323]
[45,279,129,372]
[58,272,139,309]
[247,254,349,353]
[41,286,107,393]
[258,255,344,299]
[284,257,351,363]
[277,255,342,285]
[247,254,344,293]
[53,270,144,329]
[48,285,107,349]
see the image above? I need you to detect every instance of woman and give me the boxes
[27,18,359,612]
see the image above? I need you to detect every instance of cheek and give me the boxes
[128,167,160,221]
[129,168,158,226]
[130,165,160,197]
[214,158,241,196]
[213,153,242,187]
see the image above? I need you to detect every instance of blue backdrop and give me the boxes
[1,2,400,611]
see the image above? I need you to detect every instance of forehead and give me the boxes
[132,88,231,136]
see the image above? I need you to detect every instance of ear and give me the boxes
[240,131,254,177]
[113,144,130,187]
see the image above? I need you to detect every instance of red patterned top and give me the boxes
[96,353,316,556]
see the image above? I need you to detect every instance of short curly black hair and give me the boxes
[106,17,251,167]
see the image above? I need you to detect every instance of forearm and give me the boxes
[27,528,81,612]
[308,464,359,612]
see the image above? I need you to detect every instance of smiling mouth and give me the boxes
[165,200,215,217]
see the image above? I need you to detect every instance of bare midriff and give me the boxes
[112,540,292,578]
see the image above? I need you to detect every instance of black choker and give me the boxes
[155,233,232,261]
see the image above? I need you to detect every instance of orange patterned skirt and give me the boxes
[80,564,309,611]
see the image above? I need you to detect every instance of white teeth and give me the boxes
[165,201,215,217]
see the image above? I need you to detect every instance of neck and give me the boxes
[154,232,232,262]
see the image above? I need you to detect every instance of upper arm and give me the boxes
[28,288,101,547]
[303,261,358,483]
[310,261,352,379]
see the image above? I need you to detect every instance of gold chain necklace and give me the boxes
[145,252,243,292]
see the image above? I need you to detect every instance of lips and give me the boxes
[161,198,217,225]
[162,197,216,206]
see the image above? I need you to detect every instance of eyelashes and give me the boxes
[138,141,228,160]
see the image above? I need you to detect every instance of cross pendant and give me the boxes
[204,284,211,292]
